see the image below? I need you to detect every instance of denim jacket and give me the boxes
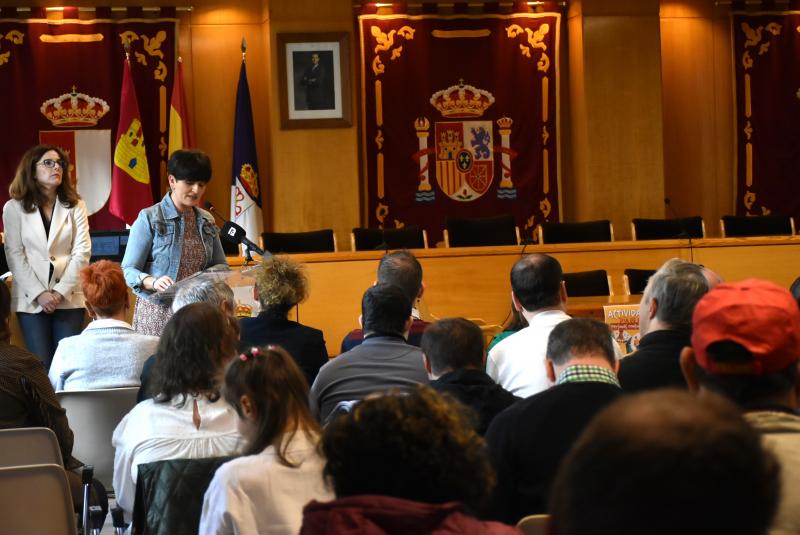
[122,193,227,300]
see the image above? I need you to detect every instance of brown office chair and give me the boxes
[537,220,614,244]
[631,217,705,240]
[443,215,520,247]
[720,215,796,238]
[351,226,428,251]
[563,270,613,297]
[261,229,337,253]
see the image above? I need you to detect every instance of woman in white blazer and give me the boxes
[3,144,91,368]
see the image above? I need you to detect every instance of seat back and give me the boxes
[351,226,428,251]
[537,220,613,244]
[623,268,656,295]
[631,217,705,240]
[0,427,63,467]
[262,229,337,253]
[720,215,796,238]
[0,463,76,535]
[517,513,550,535]
[132,456,233,535]
[444,214,519,247]
[57,387,139,489]
[563,270,612,297]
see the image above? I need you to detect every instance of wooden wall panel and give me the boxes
[660,0,734,237]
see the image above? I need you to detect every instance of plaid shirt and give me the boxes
[556,364,620,387]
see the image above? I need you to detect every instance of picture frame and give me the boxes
[277,32,352,129]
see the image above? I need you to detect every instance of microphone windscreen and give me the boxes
[221,221,245,244]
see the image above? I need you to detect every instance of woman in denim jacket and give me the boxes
[121,150,227,336]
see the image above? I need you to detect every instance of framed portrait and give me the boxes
[277,32,352,129]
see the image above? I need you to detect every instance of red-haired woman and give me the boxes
[48,260,159,391]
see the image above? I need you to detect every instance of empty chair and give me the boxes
[57,387,139,489]
[444,214,519,247]
[261,229,337,253]
[623,268,656,295]
[563,270,613,297]
[517,514,550,535]
[537,220,614,244]
[720,214,796,238]
[631,217,705,240]
[351,226,428,251]
[0,427,62,467]
[0,463,76,535]
[132,456,233,535]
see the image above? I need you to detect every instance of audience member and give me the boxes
[790,276,800,308]
[0,281,106,515]
[309,284,427,423]
[487,308,528,352]
[680,279,800,534]
[239,256,328,386]
[549,390,781,535]
[137,277,237,402]
[48,260,159,391]
[701,265,724,289]
[340,250,429,352]
[112,302,242,517]
[485,318,621,522]
[199,345,332,534]
[300,386,519,534]
[618,258,708,392]
[486,253,569,397]
[421,317,518,435]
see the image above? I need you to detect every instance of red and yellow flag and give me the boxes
[109,58,153,225]
[168,58,194,156]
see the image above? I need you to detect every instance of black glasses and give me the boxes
[37,159,67,170]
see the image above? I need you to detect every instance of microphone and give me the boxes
[664,197,694,262]
[204,201,267,257]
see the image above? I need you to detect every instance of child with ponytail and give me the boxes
[199,345,333,535]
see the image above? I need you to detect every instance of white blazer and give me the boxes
[2,198,91,313]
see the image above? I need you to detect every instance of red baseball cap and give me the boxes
[691,279,800,375]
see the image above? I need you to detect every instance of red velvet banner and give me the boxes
[0,12,176,230]
[732,12,800,220]
[358,13,560,245]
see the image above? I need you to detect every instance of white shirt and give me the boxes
[49,318,159,391]
[199,431,333,535]
[112,396,243,515]
[486,309,571,398]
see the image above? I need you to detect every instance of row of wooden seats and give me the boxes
[252,214,797,254]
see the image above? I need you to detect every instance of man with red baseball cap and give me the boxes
[680,278,800,534]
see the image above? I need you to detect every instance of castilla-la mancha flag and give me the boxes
[110,57,153,225]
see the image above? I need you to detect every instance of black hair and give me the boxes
[547,318,615,366]
[421,318,484,376]
[377,250,423,304]
[167,149,212,182]
[361,283,412,336]
[151,302,238,405]
[510,254,563,312]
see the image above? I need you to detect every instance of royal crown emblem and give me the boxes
[429,80,495,118]
[40,87,110,128]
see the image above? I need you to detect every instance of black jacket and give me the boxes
[431,369,519,435]
[618,329,691,393]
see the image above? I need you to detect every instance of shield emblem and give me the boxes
[434,121,494,202]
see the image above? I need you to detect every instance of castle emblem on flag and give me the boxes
[413,80,517,203]
[113,117,150,184]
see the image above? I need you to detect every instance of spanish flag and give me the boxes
[168,57,194,156]
[109,57,153,226]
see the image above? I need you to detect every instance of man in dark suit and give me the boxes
[301,52,325,109]
[422,317,518,435]
[484,318,621,524]
[618,258,708,392]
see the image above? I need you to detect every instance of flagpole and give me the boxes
[241,37,247,62]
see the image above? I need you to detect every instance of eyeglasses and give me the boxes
[37,159,67,170]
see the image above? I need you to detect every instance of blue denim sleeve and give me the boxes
[122,209,154,290]
[208,233,227,267]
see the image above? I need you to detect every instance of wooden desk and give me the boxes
[229,236,800,355]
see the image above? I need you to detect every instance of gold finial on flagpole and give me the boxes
[177,55,183,64]
[123,38,130,61]
[241,37,247,61]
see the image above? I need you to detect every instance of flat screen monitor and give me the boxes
[90,230,130,263]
